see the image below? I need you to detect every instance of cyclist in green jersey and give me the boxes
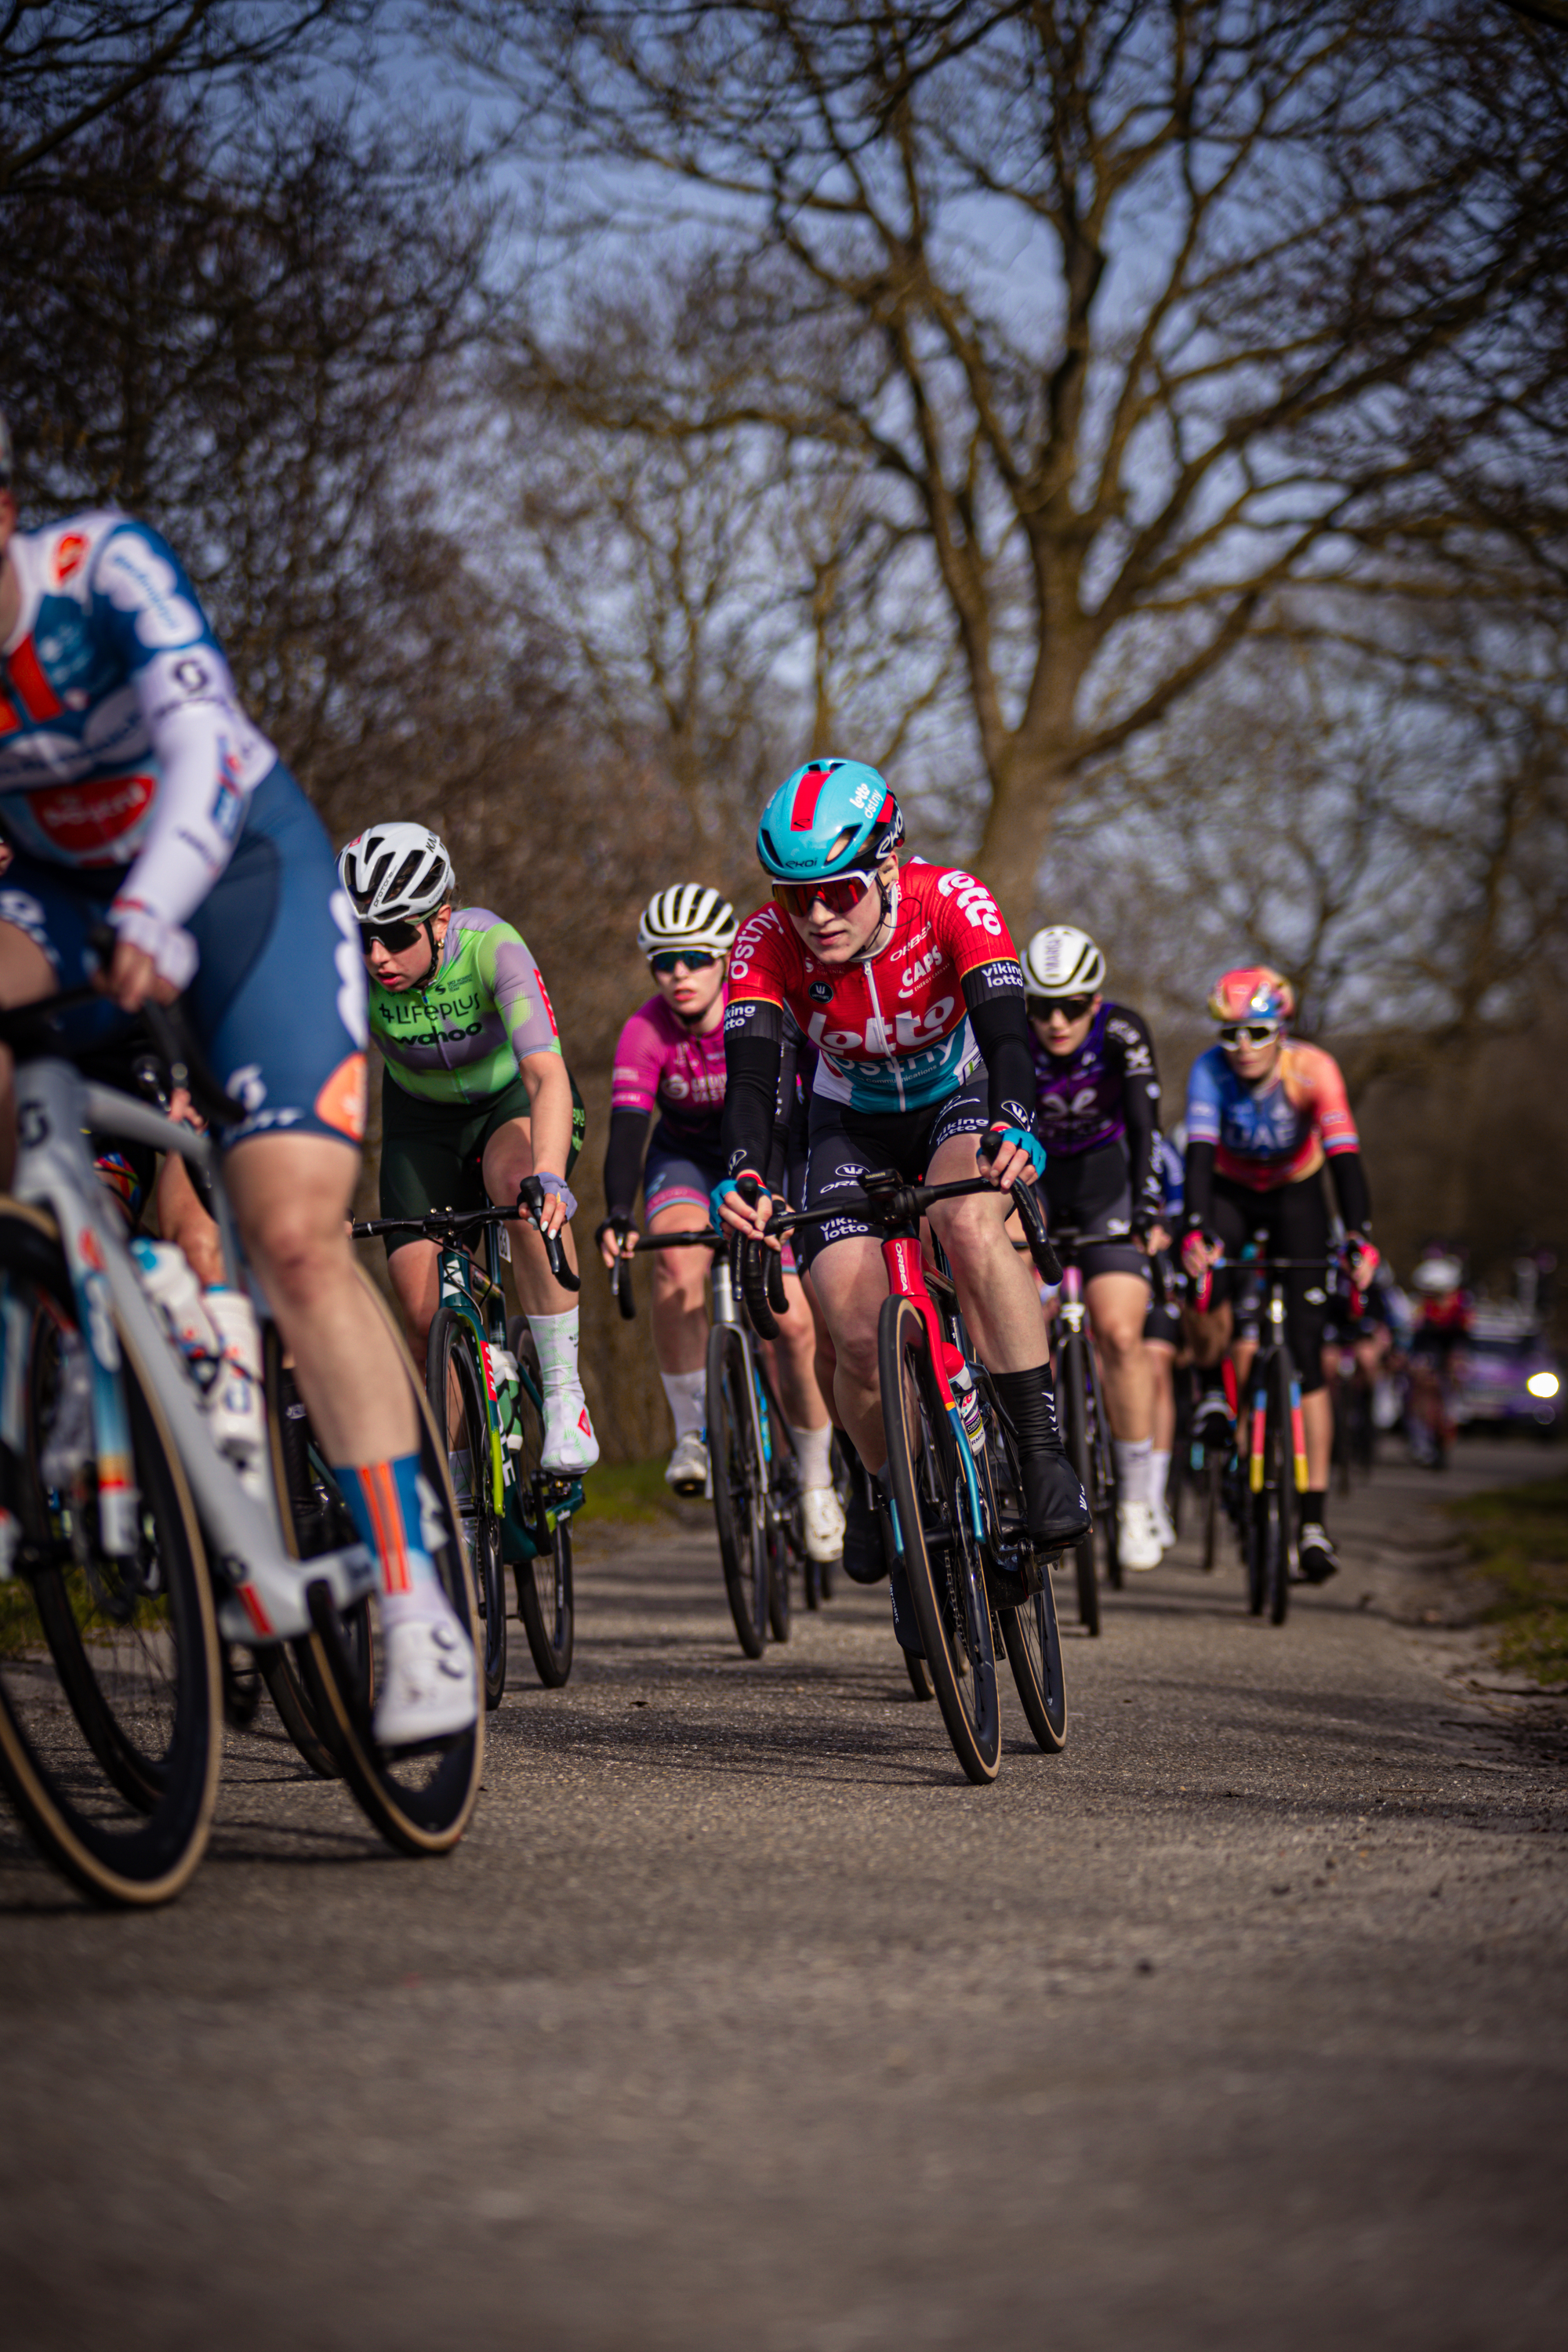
[339,823,598,1475]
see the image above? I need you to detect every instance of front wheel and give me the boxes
[983,1384,1065,1754]
[879,1294,1000,1784]
[0,1205,222,1907]
[507,1320,575,1687]
[1058,1335,1101,1635]
[426,1306,506,1709]
[707,1323,768,1658]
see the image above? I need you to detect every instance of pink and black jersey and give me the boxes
[610,989,729,1147]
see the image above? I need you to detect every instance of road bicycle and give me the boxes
[610,1225,801,1657]
[1217,1235,1352,1626]
[353,1193,584,1697]
[0,975,481,1906]
[753,1169,1067,1786]
[1040,1223,1120,1635]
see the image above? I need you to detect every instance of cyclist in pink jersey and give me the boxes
[599,887,843,1556]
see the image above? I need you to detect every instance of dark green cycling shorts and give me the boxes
[379,1066,586,1256]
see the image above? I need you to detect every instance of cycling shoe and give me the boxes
[1020,1447,1091,1548]
[841,1477,889,1584]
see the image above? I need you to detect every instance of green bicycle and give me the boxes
[354,1189,584,1700]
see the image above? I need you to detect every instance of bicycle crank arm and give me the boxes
[214,1538,376,1646]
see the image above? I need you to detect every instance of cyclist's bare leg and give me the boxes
[1182,1294,1234,1370]
[759,1265,833,1431]
[1085,1269,1153,1441]
[805,1232,894,1470]
[387,1239,441,1379]
[480,1116,580,1318]
[1148,1340,1177,1454]
[223,1136,417,1466]
[1301,1386,1330,1487]
[644,1200,711,1377]
[924,1131,1054,1372]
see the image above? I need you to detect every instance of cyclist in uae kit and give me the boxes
[0,412,477,1748]
[597,887,844,1559]
[714,759,1089,1639]
[338,824,598,1476]
[1180,967,1378,1584]
[1022,925,1167,1570]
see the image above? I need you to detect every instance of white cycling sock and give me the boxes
[659,1367,707,1441]
[1149,1449,1171,1508]
[789,1421,833,1490]
[529,1309,582,1397]
[1113,1436,1153,1505]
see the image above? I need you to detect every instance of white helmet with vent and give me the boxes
[338,824,453,925]
[1022,924,1106,996]
[637,884,739,959]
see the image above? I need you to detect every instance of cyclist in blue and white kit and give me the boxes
[0,412,477,1748]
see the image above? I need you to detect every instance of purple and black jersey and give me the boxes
[1030,1001,1162,1221]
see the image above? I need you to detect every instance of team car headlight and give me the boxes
[1526,1370,1559,1399]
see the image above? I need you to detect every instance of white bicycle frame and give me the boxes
[0,1056,375,1643]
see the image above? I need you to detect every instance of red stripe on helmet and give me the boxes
[789,764,836,830]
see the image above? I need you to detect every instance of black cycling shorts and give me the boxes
[796,1078,993,1272]
[1042,1137,1148,1283]
[379,1064,586,1257]
[1205,1172,1332,1397]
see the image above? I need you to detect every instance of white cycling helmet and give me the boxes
[1023,924,1106,997]
[1413,1255,1463,1295]
[637,884,739,959]
[338,823,453,926]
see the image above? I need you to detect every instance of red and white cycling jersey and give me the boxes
[727,862,1023,1114]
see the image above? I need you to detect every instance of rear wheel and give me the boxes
[426,1306,506,1710]
[1263,1352,1297,1625]
[506,1320,575,1687]
[1058,1335,1101,1635]
[707,1324,768,1657]
[289,1271,483,1856]
[879,1294,1000,1784]
[1201,1450,1224,1572]
[984,1388,1065,1753]
[0,1207,221,1906]
[1087,1360,1122,1592]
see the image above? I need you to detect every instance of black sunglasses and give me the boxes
[649,949,720,975]
[359,917,423,953]
[1028,993,1094,1022]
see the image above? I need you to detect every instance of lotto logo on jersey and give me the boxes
[806,996,955,1056]
[935,870,1003,935]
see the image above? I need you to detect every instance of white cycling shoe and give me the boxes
[543,1387,600,1475]
[1117,1498,1165,1572]
[665,1431,709,1496]
[800,1483,847,1563]
[374,1591,477,1748]
[1149,1494,1178,1551]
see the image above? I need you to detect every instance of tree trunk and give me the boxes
[974,750,1081,942]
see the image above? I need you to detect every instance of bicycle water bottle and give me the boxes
[945,1348,986,1457]
[130,1239,220,1388]
[204,1287,268,1500]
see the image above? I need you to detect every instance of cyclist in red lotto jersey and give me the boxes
[714,759,1088,1618]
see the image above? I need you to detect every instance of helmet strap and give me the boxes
[853,875,898,962]
[415,918,442,988]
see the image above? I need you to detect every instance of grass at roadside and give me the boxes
[575,1456,684,1526]
[1446,1473,1568,1684]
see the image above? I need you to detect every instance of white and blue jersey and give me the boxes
[0,512,276,971]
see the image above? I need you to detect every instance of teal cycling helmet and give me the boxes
[756,759,905,883]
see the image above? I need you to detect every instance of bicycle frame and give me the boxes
[1241,1244,1310,1500]
[879,1226,987,1554]
[0,1057,375,1644]
[428,1220,580,1565]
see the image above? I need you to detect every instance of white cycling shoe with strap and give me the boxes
[374,1588,478,1748]
[800,1484,847,1563]
[1117,1498,1164,1572]
[543,1386,600,1475]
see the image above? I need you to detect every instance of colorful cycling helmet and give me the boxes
[1207,964,1295,1024]
[338,822,453,925]
[1023,925,1105,996]
[755,759,905,884]
[637,884,738,959]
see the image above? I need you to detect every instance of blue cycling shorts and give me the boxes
[0,763,368,1150]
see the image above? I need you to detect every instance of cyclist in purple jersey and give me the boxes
[599,887,842,1555]
[1023,926,1168,1568]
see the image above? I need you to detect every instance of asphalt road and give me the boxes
[2,1437,1565,2351]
